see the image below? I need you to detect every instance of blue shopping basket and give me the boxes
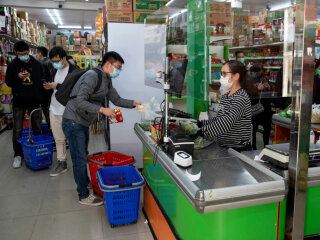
[97,165,145,227]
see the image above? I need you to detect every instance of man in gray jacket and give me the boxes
[62,51,141,206]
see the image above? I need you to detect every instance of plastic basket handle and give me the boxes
[87,158,113,167]
[118,183,133,188]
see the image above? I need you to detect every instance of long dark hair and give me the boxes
[223,60,249,90]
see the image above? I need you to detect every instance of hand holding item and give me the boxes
[18,71,30,79]
[99,107,116,118]
[43,82,58,90]
[257,83,265,91]
[263,82,271,90]
[133,100,142,107]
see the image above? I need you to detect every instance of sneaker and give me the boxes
[50,161,67,177]
[12,156,22,169]
[79,194,103,206]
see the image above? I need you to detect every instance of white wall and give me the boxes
[108,23,163,168]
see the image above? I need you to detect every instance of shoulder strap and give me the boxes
[92,68,103,93]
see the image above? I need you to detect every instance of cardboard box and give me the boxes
[105,0,132,11]
[69,45,75,51]
[74,40,81,46]
[91,45,100,51]
[86,34,95,43]
[56,35,62,42]
[133,11,166,24]
[133,0,168,12]
[107,10,133,23]
[17,11,28,21]
[81,38,86,45]
[74,31,81,38]
[209,2,231,36]
[258,11,267,25]
[61,35,68,42]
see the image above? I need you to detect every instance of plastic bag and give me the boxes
[312,104,320,123]
[141,97,161,121]
[180,121,199,136]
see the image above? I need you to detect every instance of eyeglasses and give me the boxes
[220,71,233,77]
[112,63,122,71]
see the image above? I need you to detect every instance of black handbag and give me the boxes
[252,95,264,116]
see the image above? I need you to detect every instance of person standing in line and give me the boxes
[35,46,54,127]
[6,41,43,168]
[43,47,78,177]
[62,51,142,206]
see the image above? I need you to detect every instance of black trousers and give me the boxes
[13,105,41,157]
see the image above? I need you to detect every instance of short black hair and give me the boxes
[49,47,67,59]
[102,51,124,66]
[14,41,29,52]
[235,51,244,58]
[36,47,48,57]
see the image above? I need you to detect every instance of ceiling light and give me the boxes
[165,0,174,6]
[46,9,57,25]
[53,9,63,25]
[58,25,82,29]
[84,26,92,29]
[270,2,292,11]
[85,0,89,1]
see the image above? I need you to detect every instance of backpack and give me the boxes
[55,68,102,106]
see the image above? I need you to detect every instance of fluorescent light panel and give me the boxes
[270,3,292,11]
[84,26,92,29]
[53,9,63,25]
[46,9,57,25]
[58,25,82,29]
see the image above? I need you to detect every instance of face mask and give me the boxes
[53,61,64,70]
[220,76,233,90]
[238,58,245,63]
[110,67,121,79]
[18,55,29,62]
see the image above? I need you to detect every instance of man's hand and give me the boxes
[43,82,58,90]
[18,72,30,79]
[133,100,142,107]
[99,107,116,118]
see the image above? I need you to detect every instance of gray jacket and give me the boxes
[63,66,134,127]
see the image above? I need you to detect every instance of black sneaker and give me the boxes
[79,194,103,206]
[50,161,67,177]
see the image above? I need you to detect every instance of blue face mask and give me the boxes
[18,55,29,62]
[110,68,121,79]
[238,58,245,63]
[53,61,64,70]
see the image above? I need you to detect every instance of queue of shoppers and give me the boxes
[5,41,142,206]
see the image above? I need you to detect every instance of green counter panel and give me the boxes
[142,147,286,240]
[305,186,320,236]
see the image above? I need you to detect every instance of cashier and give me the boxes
[198,60,252,151]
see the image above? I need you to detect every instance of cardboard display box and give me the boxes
[209,2,231,36]
[74,31,81,38]
[105,0,132,11]
[107,10,133,23]
[133,0,168,12]
[133,11,167,24]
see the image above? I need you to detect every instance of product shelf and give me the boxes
[0,34,38,48]
[264,66,282,69]
[230,56,283,60]
[229,42,284,50]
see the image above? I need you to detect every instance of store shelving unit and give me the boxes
[230,56,283,60]
[229,42,283,50]
[0,33,38,49]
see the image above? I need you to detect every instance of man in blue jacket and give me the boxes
[62,51,142,206]
[6,41,43,168]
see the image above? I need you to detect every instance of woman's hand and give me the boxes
[257,83,264,91]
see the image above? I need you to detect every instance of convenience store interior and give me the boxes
[1,0,320,240]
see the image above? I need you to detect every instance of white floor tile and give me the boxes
[0,216,37,240]
[31,209,104,240]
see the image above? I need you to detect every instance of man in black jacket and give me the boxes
[36,46,54,127]
[43,47,78,177]
[6,41,43,168]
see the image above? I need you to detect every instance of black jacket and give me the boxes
[40,58,55,105]
[6,56,43,107]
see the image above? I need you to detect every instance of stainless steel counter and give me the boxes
[242,148,320,188]
[135,123,286,213]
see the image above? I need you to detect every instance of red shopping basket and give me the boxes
[88,151,135,196]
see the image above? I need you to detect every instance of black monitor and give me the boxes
[168,59,188,98]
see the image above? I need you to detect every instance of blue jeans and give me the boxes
[62,118,90,200]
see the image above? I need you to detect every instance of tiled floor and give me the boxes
[0,130,153,240]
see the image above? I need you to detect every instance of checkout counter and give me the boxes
[135,123,287,240]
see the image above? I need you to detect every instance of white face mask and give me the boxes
[220,76,233,90]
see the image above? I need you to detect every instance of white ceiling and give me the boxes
[15,7,98,30]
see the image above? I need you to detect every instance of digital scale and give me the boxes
[174,151,193,167]
[259,143,320,168]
